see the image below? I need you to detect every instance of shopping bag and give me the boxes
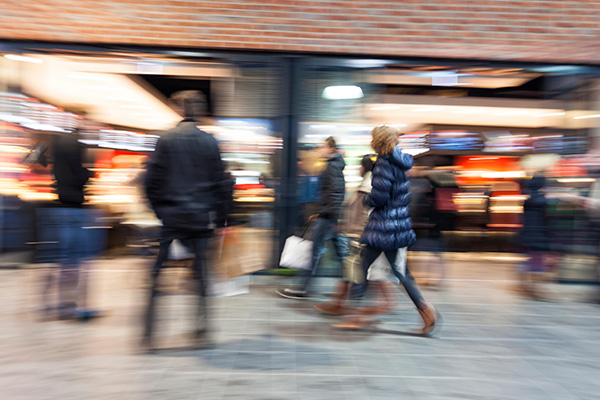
[366,248,407,284]
[168,239,194,260]
[367,252,399,284]
[343,240,365,284]
[279,235,313,270]
[216,227,265,279]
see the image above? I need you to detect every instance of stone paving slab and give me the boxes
[0,256,599,399]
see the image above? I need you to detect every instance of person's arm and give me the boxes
[316,163,335,219]
[145,136,168,217]
[363,161,392,209]
[207,137,234,226]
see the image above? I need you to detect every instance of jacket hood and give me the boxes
[328,152,346,170]
[390,146,414,170]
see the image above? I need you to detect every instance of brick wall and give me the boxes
[1,0,600,64]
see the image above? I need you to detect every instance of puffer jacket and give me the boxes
[360,146,416,251]
[318,152,346,220]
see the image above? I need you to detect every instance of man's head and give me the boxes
[169,90,208,120]
[319,136,338,158]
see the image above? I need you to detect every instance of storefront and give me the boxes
[2,42,600,274]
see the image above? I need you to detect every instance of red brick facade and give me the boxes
[1,0,600,63]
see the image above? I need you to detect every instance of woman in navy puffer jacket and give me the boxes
[338,126,439,335]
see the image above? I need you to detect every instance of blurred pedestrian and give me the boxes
[517,174,550,300]
[36,121,101,320]
[314,154,396,315]
[558,153,600,304]
[334,126,439,335]
[142,91,233,351]
[410,167,449,289]
[277,137,348,299]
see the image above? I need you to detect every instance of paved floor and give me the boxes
[1,254,599,400]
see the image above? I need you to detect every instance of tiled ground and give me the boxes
[1,254,599,400]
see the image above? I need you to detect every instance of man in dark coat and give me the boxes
[142,91,233,350]
[278,137,348,299]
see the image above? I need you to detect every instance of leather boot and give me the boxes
[362,281,397,315]
[417,303,439,336]
[314,281,351,315]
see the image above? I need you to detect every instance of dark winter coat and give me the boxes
[52,132,91,206]
[360,146,416,251]
[145,119,233,231]
[318,152,346,220]
[518,176,548,251]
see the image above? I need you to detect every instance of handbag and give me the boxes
[279,223,313,270]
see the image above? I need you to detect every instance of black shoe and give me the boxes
[276,288,308,300]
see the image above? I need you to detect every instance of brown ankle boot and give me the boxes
[314,281,350,315]
[361,282,397,315]
[417,303,439,336]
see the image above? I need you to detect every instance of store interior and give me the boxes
[2,49,600,271]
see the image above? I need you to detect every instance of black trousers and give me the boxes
[143,226,212,342]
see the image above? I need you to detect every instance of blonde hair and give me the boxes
[371,125,399,156]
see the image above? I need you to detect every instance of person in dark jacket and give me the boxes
[35,128,99,320]
[142,91,233,351]
[334,126,439,335]
[517,174,549,300]
[277,137,348,299]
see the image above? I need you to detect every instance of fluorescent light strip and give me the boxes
[4,54,43,64]
[574,114,600,120]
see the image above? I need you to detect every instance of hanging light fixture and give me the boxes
[322,85,364,100]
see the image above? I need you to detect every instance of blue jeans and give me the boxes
[36,207,107,311]
[360,246,426,309]
[296,218,348,292]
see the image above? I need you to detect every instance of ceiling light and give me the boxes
[452,109,483,114]
[370,105,401,110]
[346,59,392,68]
[534,112,565,117]
[121,105,151,109]
[322,85,364,100]
[574,114,600,120]
[4,54,43,64]
[412,107,444,112]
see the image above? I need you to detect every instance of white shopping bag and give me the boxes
[366,248,407,284]
[209,275,251,297]
[279,235,313,270]
[168,239,194,260]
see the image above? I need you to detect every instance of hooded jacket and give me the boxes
[360,146,416,251]
[145,119,233,230]
[318,152,346,220]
